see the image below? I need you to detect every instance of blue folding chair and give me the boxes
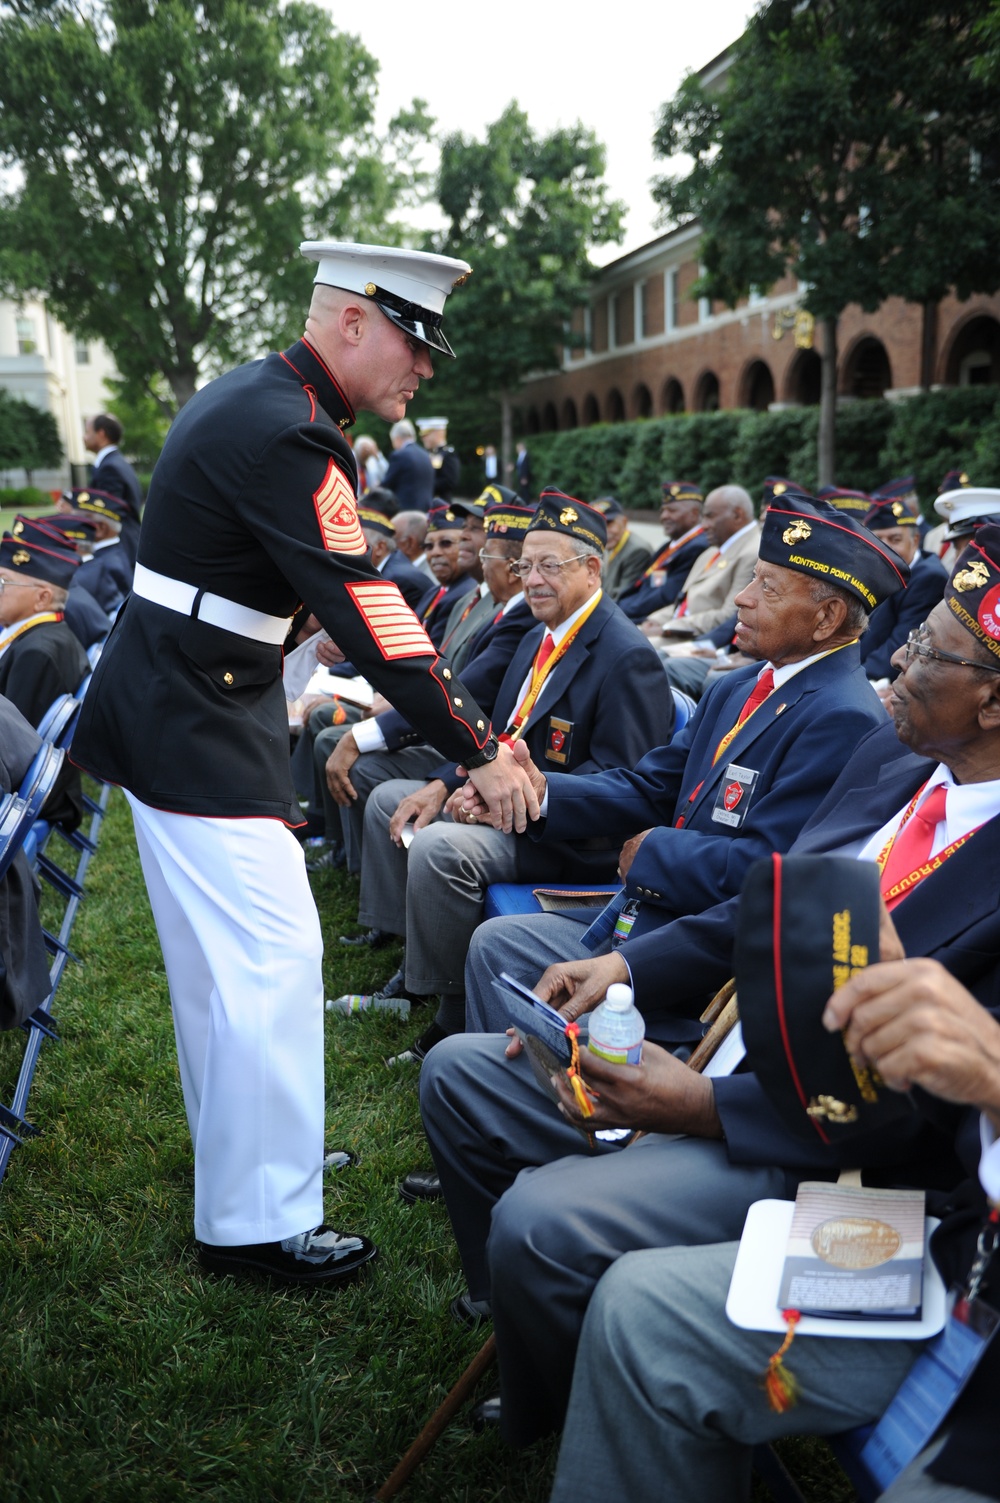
[36,693,79,746]
[0,742,64,883]
[86,638,106,671]
[671,686,697,730]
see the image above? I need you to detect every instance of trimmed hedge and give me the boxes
[524,387,1000,515]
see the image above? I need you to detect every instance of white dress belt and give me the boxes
[132,563,293,646]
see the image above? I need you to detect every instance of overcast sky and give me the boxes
[320,0,753,264]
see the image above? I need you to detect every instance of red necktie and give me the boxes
[880,784,948,910]
[735,668,775,728]
[534,632,555,674]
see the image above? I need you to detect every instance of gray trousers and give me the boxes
[465,909,600,1031]
[328,743,444,874]
[419,1033,794,1447]
[550,1240,940,1503]
[358,779,520,997]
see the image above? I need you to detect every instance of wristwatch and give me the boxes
[464,733,500,770]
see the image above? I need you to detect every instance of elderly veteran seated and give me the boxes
[860,494,947,683]
[550,954,1000,1503]
[58,486,134,615]
[414,503,479,648]
[642,484,761,643]
[618,480,707,622]
[590,495,652,599]
[335,491,673,1052]
[0,530,88,728]
[14,514,112,651]
[416,524,1000,1444]
[312,492,535,880]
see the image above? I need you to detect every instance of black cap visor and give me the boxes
[368,284,456,359]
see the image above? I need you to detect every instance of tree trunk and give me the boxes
[919,300,939,390]
[168,366,199,409]
[817,316,839,488]
[500,394,513,486]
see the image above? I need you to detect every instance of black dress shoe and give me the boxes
[470,1395,501,1432]
[197,1225,377,1287]
[305,840,346,873]
[450,1291,492,1328]
[338,927,391,949]
[386,1020,448,1067]
[398,1167,442,1203]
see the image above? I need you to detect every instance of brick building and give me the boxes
[514,224,1000,437]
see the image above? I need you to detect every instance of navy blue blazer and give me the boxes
[373,596,536,753]
[436,592,676,880]
[65,584,112,650]
[619,529,709,620]
[380,548,432,611]
[540,643,886,949]
[860,552,947,680]
[74,542,132,615]
[383,442,435,512]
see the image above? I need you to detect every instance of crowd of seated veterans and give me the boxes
[289,459,1000,1501]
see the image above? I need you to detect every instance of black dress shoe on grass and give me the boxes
[338,927,391,948]
[450,1291,493,1328]
[471,1395,501,1432]
[398,1167,442,1203]
[197,1225,377,1287]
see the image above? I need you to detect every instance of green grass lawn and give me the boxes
[0,794,858,1502]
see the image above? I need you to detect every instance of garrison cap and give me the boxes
[426,503,465,533]
[938,468,971,496]
[760,488,909,610]
[484,489,534,537]
[816,485,871,515]
[12,514,86,550]
[862,496,920,531]
[871,475,919,509]
[762,477,807,511]
[449,494,489,524]
[737,854,912,1144]
[943,521,1000,665]
[0,531,79,589]
[661,480,703,504]
[356,507,395,539]
[300,241,471,359]
[528,490,607,551]
[64,487,130,522]
[591,495,625,520]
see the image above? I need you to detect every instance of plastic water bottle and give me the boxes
[326,994,411,1019]
[587,983,644,1066]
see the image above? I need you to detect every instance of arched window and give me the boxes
[842,336,892,399]
[943,314,1000,387]
[606,388,625,423]
[694,371,720,412]
[562,397,578,429]
[739,359,775,411]
[582,393,600,426]
[542,401,558,432]
[662,377,685,414]
[631,383,653,419]
[784,348,822,406]
[525,407,540,435]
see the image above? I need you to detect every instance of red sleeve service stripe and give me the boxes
[346,581,436,660]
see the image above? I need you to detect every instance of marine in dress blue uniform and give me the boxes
[70,240,534,1287]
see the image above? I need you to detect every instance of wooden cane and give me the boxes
[368,981,739,1501]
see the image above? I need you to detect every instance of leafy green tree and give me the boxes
[418,103,625,482]
[652,0,1000,484]
[0,389,62,481]
[0,1,433,410]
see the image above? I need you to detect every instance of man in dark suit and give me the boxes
[415,504,479,648]
[0,532,88,728]
[383,418,436,511]
[83,412,143,563]
[512,440,532,502]
[860,494,947,681]
[418,525,1000,1447]
[619,479,707,621]
[347,492,674,1049]
[550,958,1000,1503]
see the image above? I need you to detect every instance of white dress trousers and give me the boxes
[126,793,325,1245]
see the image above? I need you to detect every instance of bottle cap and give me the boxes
[605,984,633,1011]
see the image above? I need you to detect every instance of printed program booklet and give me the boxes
[777,1181,927,1319]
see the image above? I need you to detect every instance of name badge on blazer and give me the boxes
[650,570,666,588]
[545,716,573,765]
[711,763,759,827]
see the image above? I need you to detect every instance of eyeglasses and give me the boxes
[508,554,588,580]
[478,549,516,566]
[0,578,39,592]
[901,624,1000,675]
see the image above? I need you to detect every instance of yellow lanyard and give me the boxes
[505,590,603,741]
[642,527,706,579]
[0,613,61,656]
[874,782,980,905]
[607,530,629,563]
